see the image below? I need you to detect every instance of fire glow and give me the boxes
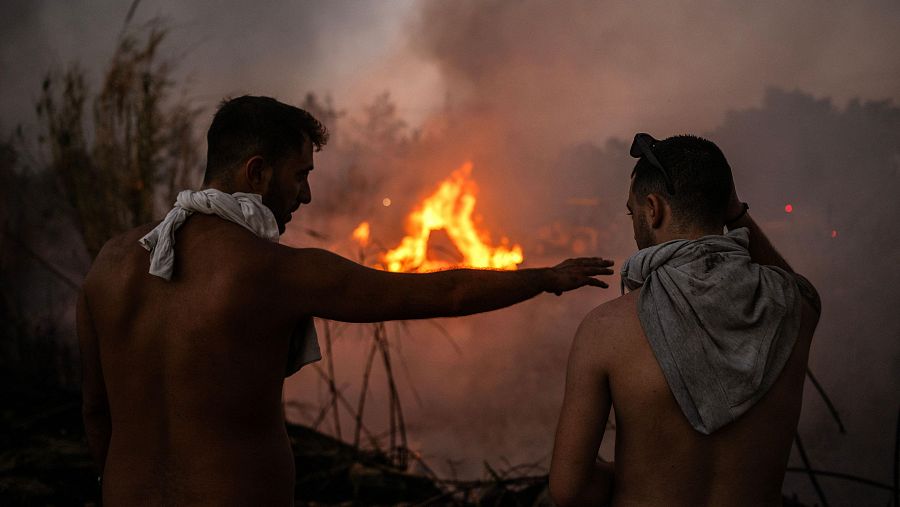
[354,162,524,273]
[352,221,370,247]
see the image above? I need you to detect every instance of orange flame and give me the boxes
[352,221,370,247]
[354,162,524,272]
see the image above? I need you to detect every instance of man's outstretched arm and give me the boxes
[549,308,615,507]
[76,289,111,474]
[278,246,615,323]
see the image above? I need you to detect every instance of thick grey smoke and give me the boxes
[287,89,900,503]
[291,2,900,505]
[412,0,900,144]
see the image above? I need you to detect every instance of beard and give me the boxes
[634,213,654,250]
[260,180,288,234]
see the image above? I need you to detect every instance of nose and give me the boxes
[299,183,312,205]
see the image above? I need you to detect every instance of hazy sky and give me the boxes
[4,0,899,137]
[0,0,440,130]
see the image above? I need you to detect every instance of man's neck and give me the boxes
[654,225,724,245]
[201,180,239,194]
[200,180,234,194]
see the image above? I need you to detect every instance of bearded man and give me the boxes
[78,96,615,505]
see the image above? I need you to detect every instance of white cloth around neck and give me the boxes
[137,188,320,377]
[138,189,280,280]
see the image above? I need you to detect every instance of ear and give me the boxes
[645,193,666,229]
[244,156,273,194]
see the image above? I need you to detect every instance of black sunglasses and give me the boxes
[630,133,675,194]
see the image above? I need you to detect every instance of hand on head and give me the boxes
[726,179,744,222]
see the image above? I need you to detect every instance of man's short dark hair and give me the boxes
[203,96,328,184]
[631,135,733,229]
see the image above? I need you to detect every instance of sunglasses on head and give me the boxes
[630,133,675,194]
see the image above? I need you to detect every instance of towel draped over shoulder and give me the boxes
[621,228,805,434]
[138,189,320,377]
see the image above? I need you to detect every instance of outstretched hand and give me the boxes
[545,257,616,296]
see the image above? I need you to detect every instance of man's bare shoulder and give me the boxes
[579,290,641,334]
[269,243,369,280]
[85,222,160,284]
[92,217,286,273]
[573,290,643,366]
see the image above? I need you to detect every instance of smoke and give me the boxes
[288,2,900,504]
[412,0,900,143]
[287,87,900,503]
[0,0,417,132]
[708,89,900,503]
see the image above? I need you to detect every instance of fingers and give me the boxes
[553,277,610,296]
[563,258,615,276]
[568,257,615,267]
[585,278,610,289]
[547,257,615,295]
[557,257,615,271]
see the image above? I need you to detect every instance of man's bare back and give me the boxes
[549,134,821,506]
[79,216,613,506]
[77,96,616,505]
[574,288,817,506]
[80,217,303,504]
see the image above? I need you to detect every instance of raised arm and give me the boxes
[725,182,797,271]
[549,307,615,507]
[726,182,821,314]
[76,288,111,475]
[276,246,614,323]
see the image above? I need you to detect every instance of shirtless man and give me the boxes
[76,96,615,505]
[549,134,821,506]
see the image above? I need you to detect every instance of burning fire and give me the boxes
[354,162,524,272]
[352,221,370,247]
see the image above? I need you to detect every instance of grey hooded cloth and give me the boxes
[139,189,321,377]
[621,227,806,434]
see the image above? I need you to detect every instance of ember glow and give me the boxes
[355,162,524,273]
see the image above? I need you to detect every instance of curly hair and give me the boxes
[203,96,329,184]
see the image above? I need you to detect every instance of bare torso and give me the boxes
[83,216,299,505]
[81,212,614,505]
[599,289,816,506]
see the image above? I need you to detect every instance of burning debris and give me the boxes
[354,162,524,272]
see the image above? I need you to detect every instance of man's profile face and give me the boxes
[627,179,654,250]
[262,138,314,234]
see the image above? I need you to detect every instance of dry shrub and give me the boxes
[36,21,201,259]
